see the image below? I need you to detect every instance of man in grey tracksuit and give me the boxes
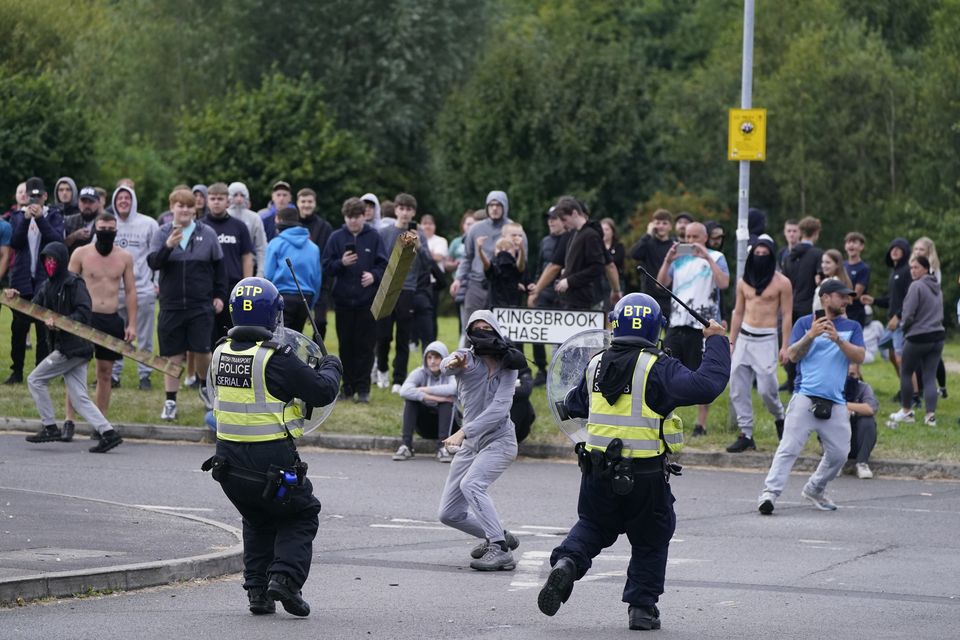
[438,310,524,570]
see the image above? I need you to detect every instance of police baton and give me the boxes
[285,258,328,356]
[635,265,711,328]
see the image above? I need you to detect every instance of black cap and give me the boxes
[79,186,98,201]
[819,279,854,296]
[675,211,694,223]
[26,177,45,196]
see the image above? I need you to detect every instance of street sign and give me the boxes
[493,307,605,344]
[728,108,767,161]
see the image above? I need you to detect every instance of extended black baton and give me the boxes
[636,265,711,328]
[285,258,328,356]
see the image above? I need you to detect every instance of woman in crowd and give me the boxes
[913,237,947,398]
[446,211,477,334]
[813,249,854,312]
[600,217,625,313]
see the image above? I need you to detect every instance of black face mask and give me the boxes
[468,328,508,356]
[95,230,116,256]
[844,375,860,401]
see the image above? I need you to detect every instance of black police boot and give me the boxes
[247,587,275,615]
[267,573,310,617]
[26,424,62,443]
[60,420,75,443]
[88,430,123,453]
[537,556,576,617]
[725,433,756,453]
[628,604,661,630]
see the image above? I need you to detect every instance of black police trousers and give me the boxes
[550,464,676,606]
[215,439,322,591]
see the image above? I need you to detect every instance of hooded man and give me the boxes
[437,310,525,571]
[393,340,458,462]
[227,181,267,277]
[6,242,123,452]
[451,191,527,325]
[53,177,79,219]
[110,184,159,390]
[264,205,321,334]
[860,237,913,380]
[726,235,793,452]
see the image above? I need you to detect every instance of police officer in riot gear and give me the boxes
[538,293,729,631]
[202,277,341,617]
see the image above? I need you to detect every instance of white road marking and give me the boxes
[370,524,448,531]
[133,505,213,512]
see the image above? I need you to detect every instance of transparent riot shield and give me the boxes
[545,328,610,444]
[272,327,336,434]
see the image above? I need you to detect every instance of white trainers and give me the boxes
[198,385,213,411]
[376,370,390,389]
[856,463,874,479]
[888,409,915,425]
[391,384,402,394]
[392,444,414,461]
[924,413,936,427]
[183,374,197,388]
[801,486,837,511]
[436,447,453,463]
[758,491,776,515]
[161,400,177,421]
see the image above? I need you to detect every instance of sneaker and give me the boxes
[183,374,197,388]
[247,587,275,615]
[469,544,516,571]
[26,424,63,443]
[60,420,75,443]
[775,418,784,441]
[392,444,414,461]
[391,384,402,394]
[266,573,310,617]
[161,400,177,421]
[801,486,837,511]
[924,414,936,427]
[3,372,23,385]
[376,370,389,389]
[356,392,370,403]
[888,409,915,425]
[89,429,123,453]
[537,556,575,616]
[692,424,707,438]
[758,491,776,515]
[533,370,547,387]
[856,462,874,479]
[198,385,213,411]
[436,447,453,463]
[90,430,102,441]
[725,433,756,453]
[110,376,121,389]
[138,376,152,391]
[939,387,948,399]
[471,530,519,559]
[628,604,661,631]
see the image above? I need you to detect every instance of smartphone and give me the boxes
[814,309,826,320]
[408,222,418,231]
[345,243,356,254]
[675,243,695,256]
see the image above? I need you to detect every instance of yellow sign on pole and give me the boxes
[727,108,767,161]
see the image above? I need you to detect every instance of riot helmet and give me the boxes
[229,277,284,330]
[610,292,664,342]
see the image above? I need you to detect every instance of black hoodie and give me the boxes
[32,242,94,359]
[874,238,912,320]
[781,242,823,317]
[559,219,606,310]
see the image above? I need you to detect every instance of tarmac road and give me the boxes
[1,434,958,639]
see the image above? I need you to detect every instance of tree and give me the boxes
[173,72,371,219]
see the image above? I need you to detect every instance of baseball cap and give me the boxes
[79,186,98,201]
[271,180,291,192]
[675,211,694,223]
[26,177,45,196]
[819,279,854,296]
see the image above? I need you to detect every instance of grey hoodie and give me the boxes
[441,309,518,447]
[112,186,159,298]
[54,177,78,210]
[455,190,526,285]
[901,273,944,339]
[400,341,457,405]
[227,182,267,277]
[361,192,390,230]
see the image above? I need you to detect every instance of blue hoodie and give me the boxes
[264,226,321,299]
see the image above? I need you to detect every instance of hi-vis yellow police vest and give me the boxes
[211,340,304,442]
[584,350,684,457]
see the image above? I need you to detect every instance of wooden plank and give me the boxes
[0,291,184,378]
[370,230,419,320]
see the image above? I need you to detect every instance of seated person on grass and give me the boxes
[392,341,457,462]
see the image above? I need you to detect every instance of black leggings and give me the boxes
[901,340,944,414]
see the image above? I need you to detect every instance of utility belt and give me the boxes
[201,455,308,503]
[574,438,682,495]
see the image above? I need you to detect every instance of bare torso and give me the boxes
[71,246,133,314]
[741,273,790,328]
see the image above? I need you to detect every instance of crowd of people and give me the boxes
[0,177,950,476]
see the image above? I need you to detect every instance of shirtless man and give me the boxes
[66,213,137,425]
[726,235,793,452]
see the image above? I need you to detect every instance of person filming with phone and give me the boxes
[655,222,729,438]
[757,279,865,515]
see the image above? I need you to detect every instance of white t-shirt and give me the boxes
[667,250,729,328]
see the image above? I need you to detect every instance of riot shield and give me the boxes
[273,327,337,434]
[546,328,610,444]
